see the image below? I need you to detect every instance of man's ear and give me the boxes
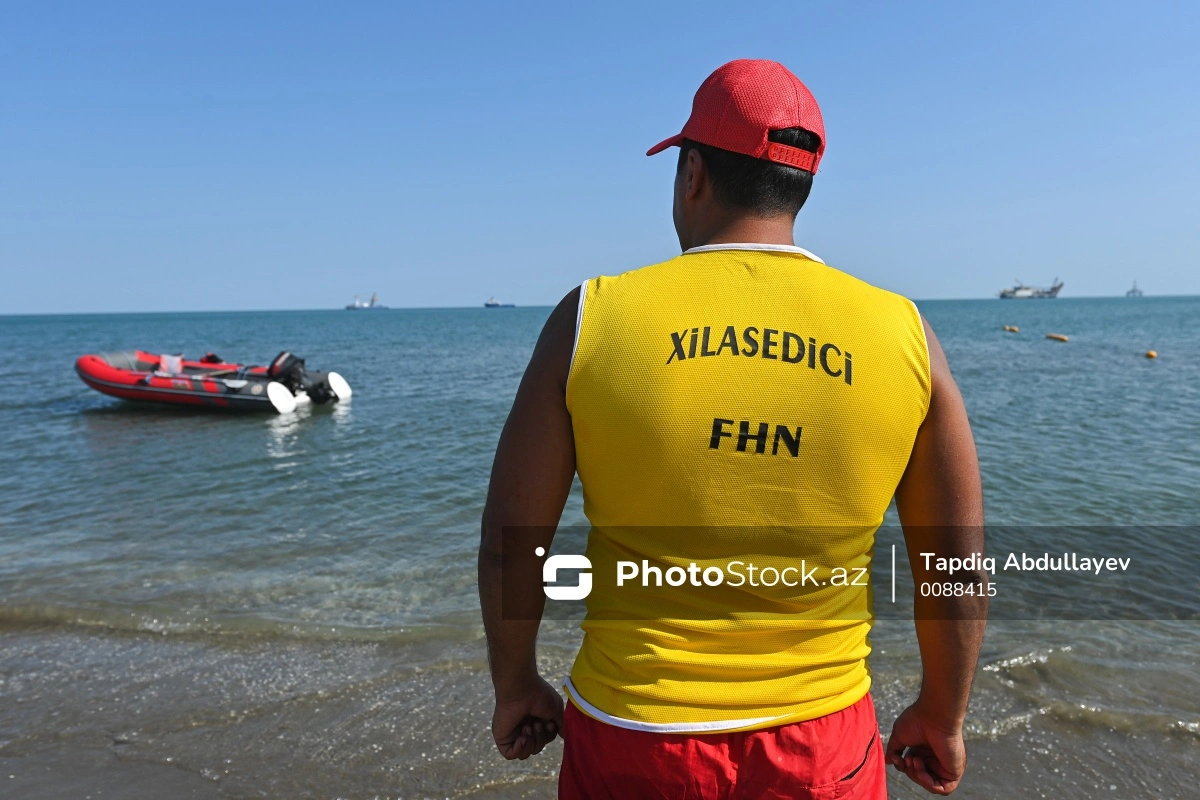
[684,148,706,201]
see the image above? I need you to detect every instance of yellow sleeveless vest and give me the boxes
[563,245,930,732]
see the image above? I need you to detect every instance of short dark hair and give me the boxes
[677,127,821,217]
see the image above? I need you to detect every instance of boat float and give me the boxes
[75,350,351,413]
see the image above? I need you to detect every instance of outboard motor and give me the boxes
[268,351,309,394]
[267,351,346,405]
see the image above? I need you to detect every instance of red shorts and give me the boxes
[559,692,886,800]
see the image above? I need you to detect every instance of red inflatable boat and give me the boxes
[75,350,351,413]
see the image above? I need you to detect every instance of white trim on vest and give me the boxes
[563,676,783,733]
[569,280,588,374]
[683,242,824,263]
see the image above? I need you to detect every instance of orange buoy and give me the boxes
[1003,325,1019,333]
[1145,350,1158,359]
[1046,333,1069,342]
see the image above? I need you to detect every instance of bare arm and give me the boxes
[887,316,987,795]
[478,288,579,760]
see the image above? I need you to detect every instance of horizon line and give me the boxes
[1,293,1196,318]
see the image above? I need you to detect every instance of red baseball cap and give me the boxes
[647,59,825,174]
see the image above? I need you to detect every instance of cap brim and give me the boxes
[646,133,684,156]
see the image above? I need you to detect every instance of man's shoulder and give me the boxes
[587,253,688,288]
[815,260,918,310]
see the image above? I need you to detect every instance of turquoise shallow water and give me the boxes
[0,298,1198,798]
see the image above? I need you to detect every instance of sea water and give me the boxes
[0,297,1197,798]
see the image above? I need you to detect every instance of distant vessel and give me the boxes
[346,292,388,310]
[484,297,515,308]
[999,278,1063,299]
[1126,281,1144,298]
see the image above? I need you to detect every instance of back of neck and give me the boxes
[687,216,796,250]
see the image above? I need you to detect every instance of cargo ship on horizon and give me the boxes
[346,292,388,310]
[999,278,1063,299]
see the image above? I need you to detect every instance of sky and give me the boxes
[3,1,1198,313]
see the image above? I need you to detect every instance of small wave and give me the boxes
[1043,700,1200,740]
[0,603,476,648]
[967,708,1046,738]
[1173,719,1200,735]
[982,645,1073,672]
[0,392,93,412]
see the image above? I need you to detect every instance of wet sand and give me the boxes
[2,747,220,799]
